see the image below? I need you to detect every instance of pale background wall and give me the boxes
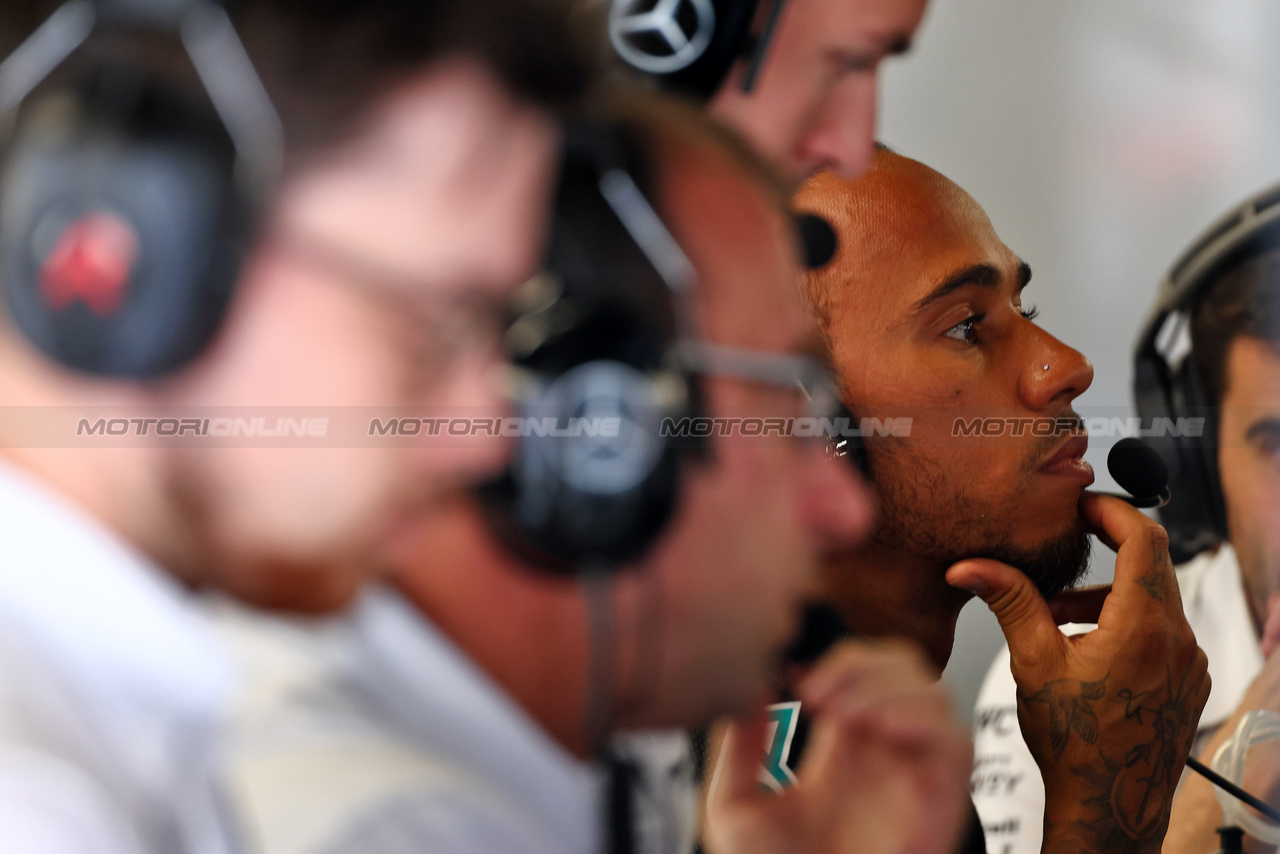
[874,0,1280,722]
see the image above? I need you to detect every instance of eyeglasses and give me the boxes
[677,340,843,421]
[678,340,865,462]
[261,229,513,373]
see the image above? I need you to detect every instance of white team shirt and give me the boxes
[0,460,238,854]
[212,586,696,854]
[970,544,1264,854]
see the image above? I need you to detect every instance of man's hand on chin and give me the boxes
[947,493,1211,854]
[703,639,973,854]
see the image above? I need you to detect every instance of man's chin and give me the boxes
[222,554,369,614]
[983,526,1093,600]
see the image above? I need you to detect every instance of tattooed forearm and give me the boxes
[1034,669,1200,854]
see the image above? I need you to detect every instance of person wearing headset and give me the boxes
[0,0,593,851]
[212,102,974,854]
[972,184,1280,854]
[774,149,1211,854]
[604,0,929,184]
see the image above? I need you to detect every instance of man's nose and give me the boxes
[793,75,878,180]
[798,444,877,553]
[1021,328,1095,411]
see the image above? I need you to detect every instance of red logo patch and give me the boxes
[39,212,140,316]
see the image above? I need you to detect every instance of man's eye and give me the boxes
[1255,434,1280,461]
[943,313,984,343]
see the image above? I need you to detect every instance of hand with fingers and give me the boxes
[1045,583,1110,627]
[947,493,1211,854]
[704,639,973,854]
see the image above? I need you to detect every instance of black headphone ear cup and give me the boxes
[608,0,759,100]
[529,361,667,499]
[2,123,247,377]
[1135,341,1227,563]
[1136,180,1280,562]
[1171,355,1228,546]
[3,109,249,378]
[478,360,698,573]
[476,119,708,574]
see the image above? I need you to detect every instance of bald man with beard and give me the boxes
[777,149,1212,854]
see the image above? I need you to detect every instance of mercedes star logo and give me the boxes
[610,0,716,75]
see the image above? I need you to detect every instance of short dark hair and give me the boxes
[5,0,598,163]
[234,0,597,155]
[1190,245,1280,406]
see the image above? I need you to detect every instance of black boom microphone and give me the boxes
[1099,437,1171,509]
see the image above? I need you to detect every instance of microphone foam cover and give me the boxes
[1107,437,1169,500]
[796,213,838,270]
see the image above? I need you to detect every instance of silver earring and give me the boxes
[1042,364,1050,371]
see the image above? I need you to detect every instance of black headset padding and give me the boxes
[1133,180,1280,562]
[476,121,705,575]
[610,0,760,101]
[1,69,248,377]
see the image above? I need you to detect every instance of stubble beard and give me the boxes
[868,441,1093,600]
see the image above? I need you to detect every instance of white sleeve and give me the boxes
[0,746,146,854]
[970,645,1045,854]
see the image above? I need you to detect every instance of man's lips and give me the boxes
[1039,433,1095,484]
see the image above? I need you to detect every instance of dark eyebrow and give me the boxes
[911,260,1034,315]
[911,263,999,313]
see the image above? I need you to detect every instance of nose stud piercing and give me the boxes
[1042,364,1050,371]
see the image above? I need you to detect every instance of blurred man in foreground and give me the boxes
[973,189,1280,854]
[0,0,590,850]
[216,103,974,854]
[783,150,1210,854]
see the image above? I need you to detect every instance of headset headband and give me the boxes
[1133,178,1280,561]
[0,0,282,200]
[0,0,283,377]
[1137,182,1280,359]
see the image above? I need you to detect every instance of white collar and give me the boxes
[1176,543,1265,730]
[0,459,232,725]
[345,587,604,852]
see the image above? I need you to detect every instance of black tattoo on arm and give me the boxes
[1038,669,1199,854]
[1135,530,1170,602]
[1024,677,1106,761]
[1135,572,1166,603]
